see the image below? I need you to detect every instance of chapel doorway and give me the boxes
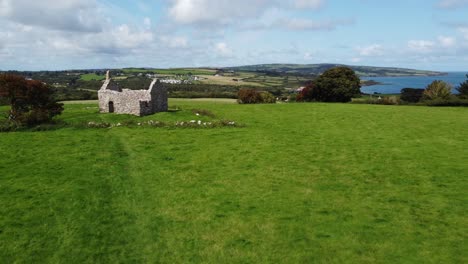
[108,101,114,113]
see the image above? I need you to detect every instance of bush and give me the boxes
[0,74,64,126]
[381,96,401,105]
[423,97,468,107]
[259,92,276,104]
[238,89,262,104]
[0,97,8,106]
[313,67,361,102]
[456,74,468,99]
[400,88,424,103]
[0,121,19,132]
[351,96,400,105]
[423,80,452,101]
[237,89,276,104]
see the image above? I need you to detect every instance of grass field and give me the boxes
[0,101,467,263]
[198,73,311,88]
[80,73,106,81]
[123,68,216,75]
[199,75,265,87]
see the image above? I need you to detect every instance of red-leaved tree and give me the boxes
[0,74,63,126]
[296,83,316,102]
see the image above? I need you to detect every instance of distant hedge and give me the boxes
[424,98,468,107]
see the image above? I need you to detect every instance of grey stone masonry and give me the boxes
[98,71,168,116]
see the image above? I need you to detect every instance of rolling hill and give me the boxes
[224,64,445,77]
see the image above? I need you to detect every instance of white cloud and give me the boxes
[50,39,84,52]
[407,40,435,53]
[169,0,271,25]
[437,36,456,47]
[215,42,233,57]
[169,0,327,25]
[294,0,324,9]
[459,27,468,40]
[0,0,158,60]
[357,44,384,56]
[159,36,188,48]
[277,18,353,31]
[0,0,105,32]
[0,0,11,16]
[437,0,468,9]
[110,25,153,49]
[304,52,313,59]
[143,17,151,29]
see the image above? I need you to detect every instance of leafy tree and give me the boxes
[313,67,361,102]
[423,80,452,101]
[0,74,63,126]
[456,74,468,99]
[400,88,425,103]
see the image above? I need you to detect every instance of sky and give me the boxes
[0,0,467,71]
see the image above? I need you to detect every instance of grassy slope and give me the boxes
[0,101,467,263]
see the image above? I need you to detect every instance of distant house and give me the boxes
[296,87,306,92]
[160,79,183,84]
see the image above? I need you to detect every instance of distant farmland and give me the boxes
[122,68,216,75]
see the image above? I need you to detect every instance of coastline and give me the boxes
[360,72,466,94]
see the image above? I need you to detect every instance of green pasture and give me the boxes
[242,75,311,88]
[80,73,106,81]
[123,68,216,75]
[0,100,467,263]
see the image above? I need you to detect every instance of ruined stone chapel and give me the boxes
[98,71,168,116]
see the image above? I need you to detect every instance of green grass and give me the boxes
[0,101,467,263]
[80,73,106,81]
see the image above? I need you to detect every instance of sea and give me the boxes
[361,72,467,94]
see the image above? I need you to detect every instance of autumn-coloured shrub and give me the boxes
[423,80,452,101]
[259,92,276,104]
[238,89,262,104]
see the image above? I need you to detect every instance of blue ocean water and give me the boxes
[361,72,467,94]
